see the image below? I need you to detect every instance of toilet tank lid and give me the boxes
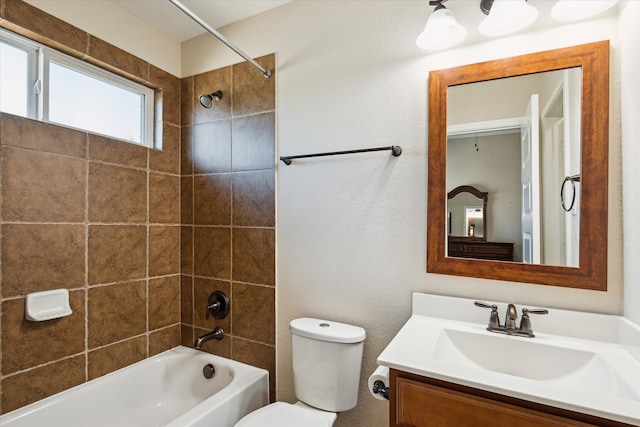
[290,318,366,343]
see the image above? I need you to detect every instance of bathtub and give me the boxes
[0,346,269,427]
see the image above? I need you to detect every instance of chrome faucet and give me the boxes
[194,326,224,350]
[474,301,548,338]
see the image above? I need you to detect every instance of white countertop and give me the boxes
[377,293,640,425]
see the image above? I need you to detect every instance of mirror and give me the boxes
[447,67,581,265]
[448,185,488,240]
[427,41,609,290]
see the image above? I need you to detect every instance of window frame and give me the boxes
[0,28,155,148]
[0,29,40,118]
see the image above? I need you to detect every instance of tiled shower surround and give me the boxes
[0,0,276,414]
[180,56,276,400]
[0,111,182,410]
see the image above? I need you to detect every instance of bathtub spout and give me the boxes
[194,326,224,350]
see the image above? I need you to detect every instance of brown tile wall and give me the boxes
[181,55,277,401]
[0,0,181,414]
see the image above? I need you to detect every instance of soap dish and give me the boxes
[25,289,73,321]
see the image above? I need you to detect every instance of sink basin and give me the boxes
[434,329,595,380]
[433,328,638,400]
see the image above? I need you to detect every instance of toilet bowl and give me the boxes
[234,318,366,426]
[234,402,336,427]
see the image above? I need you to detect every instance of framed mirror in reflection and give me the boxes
[448,185,488,240]
[447,185,516,262]
[427,41,609,290]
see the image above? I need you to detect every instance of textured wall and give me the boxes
[620,0,640,323]
[180,3,623,427]
[0,0,181,414]
[179,55,277,400]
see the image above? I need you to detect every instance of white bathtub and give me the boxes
[0,346,269,427]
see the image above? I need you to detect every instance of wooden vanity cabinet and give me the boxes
[389,369,634,427]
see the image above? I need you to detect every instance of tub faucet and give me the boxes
[194,326,224,350]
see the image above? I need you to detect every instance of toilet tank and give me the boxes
[289,318,366,412]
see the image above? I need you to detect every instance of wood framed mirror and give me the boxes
[427,41,609,290]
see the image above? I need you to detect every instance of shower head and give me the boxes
[199,90,223,108]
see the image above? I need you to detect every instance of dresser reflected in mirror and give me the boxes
[447,185,514,262]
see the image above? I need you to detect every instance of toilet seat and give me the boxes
[234,402,337,427]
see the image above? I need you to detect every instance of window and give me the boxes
[0,29,154,147]
[0,30,37,117]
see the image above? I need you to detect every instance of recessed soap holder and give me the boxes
[25,289,73,321]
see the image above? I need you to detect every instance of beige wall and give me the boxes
[620,0,640,324]
[179,3,625,427]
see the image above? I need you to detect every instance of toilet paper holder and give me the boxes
[372,380,389,400]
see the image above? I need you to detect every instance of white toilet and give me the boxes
[235,317,366,427]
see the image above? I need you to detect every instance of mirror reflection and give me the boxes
[446,68,581,266]
[447,185,487,239]
[447,185,516,261]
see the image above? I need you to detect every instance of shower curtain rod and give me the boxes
[167,0,272,79]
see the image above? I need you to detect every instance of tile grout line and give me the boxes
[0,120,4,412]
[84,133,90,383]
[190,77,196,345]
[0,322,179,381]
[0,274,181,303]
[146,145,150,357]
[230,62,235,360]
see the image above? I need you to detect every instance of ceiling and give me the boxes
[112,0,293,42]
[109,1,619,47]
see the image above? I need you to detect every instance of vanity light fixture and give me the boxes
[551,0,619,22]
[417,0,617,52]
[416,0,466,51]
[478,0,538,37]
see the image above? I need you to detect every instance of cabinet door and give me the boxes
[395,377,595,427]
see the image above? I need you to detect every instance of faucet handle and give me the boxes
[523,307,549,315]
[205,291,230,320]
[474,301,500,329]
[519,307,549,335]
[474,301,496,309]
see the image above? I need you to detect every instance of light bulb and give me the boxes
[479,0,538,37]
[416,6,466,51]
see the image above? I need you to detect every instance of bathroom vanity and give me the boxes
[377,294,640,427]
[390,370,627,426]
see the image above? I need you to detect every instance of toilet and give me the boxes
[235,317,366,426]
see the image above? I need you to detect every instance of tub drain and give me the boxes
[202,363,215,379]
